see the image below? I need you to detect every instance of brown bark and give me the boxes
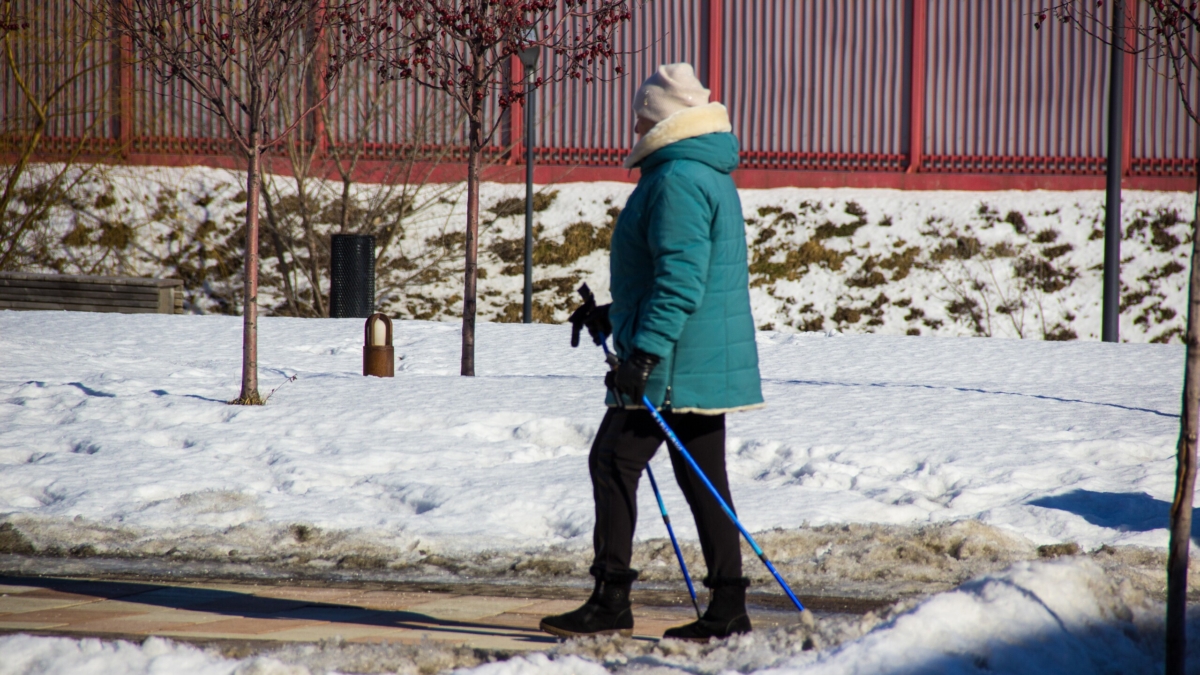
[237,132,262,404]
[461,100,482,377]
[1167,160,1200,675]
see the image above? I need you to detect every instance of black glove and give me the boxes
[569,284,611,347]
[609,350,659,402]
[579,303,610,346]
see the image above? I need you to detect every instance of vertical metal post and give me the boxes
[906,0,927,174]
[522,66,535,324]
[116,0,134,157]
[706,0,723,102]
[1102,0,1125,343]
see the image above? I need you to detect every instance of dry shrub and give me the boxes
[750,239,848,285]
[878,246,921,281]
[535,221,612,266]
[489,189,559,218]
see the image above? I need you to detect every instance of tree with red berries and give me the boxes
[89,0,401,404]
[378,0,632,376]
[1040,2,1200,672]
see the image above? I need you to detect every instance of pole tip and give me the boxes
[799,609,817,629]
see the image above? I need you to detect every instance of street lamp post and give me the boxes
[1102,0,1125,342]
[518,37,541,324]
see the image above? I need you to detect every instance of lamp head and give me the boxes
[518,27,540,69]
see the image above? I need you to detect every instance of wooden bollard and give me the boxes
[363,313,394,377]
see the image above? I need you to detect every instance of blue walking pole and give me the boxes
[596,339,702,619]
[646,463,702,619]
[641,394,807,614]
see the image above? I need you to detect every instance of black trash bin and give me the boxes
[329,234,375,318]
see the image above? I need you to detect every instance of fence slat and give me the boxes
[6,0,1195,181]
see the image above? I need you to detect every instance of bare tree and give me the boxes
[376,0,633,376]
[1040,2,1200,671]
[259,77,474,320]
[0,2,117,270]
[93,0,399,404]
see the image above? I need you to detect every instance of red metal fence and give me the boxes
[3,0,1196,191]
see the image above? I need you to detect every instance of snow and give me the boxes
[0,558,1187,674]
[0,311,1181,576]
[0,634,303,675]
[18,163,1196,343]
[0,268,1190,674]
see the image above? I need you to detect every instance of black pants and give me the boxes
[588,407,742,584]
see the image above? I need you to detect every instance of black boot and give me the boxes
[540,570,636,638]
[663,576,752,642]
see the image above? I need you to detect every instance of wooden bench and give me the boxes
[0,272,184,314]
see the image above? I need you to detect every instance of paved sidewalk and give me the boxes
[0,575,796,651]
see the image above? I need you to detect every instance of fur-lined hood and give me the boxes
[624,102,733,169]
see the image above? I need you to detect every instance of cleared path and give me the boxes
[0,575,877,652]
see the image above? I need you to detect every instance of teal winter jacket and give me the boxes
[608,107,764,413]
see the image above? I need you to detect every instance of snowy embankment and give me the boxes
[0,311,1185,596]
[18,163,1196,342]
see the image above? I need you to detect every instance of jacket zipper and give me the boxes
[663,343,678,410]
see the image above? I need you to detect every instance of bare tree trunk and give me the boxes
[262,188,300,316]
[1167,157,1200,675]
[237,134,263,404]
[461,100,483,377]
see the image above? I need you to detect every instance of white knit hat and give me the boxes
[632,63,711,124]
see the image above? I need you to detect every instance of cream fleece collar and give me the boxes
[624,102,733,169]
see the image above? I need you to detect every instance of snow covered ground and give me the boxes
[0,309,1190,672]
[0,310,1185,579]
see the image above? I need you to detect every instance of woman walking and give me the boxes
[542,63,764,643]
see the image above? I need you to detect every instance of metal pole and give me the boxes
[641,393,807,614]
[522,66,535,324]
[646,464,703,619]
[1102,0,1125,343]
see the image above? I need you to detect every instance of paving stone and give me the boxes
[1,608,142,625]
[402,596,539,621]
[632,605,698,622]
[159,617,326,636]
[124,587,247,609]
[0,597,96,614]
[188,595,310,616]
[25,599,154,615]
[251,587,364,604]
[503,599,582,616]
[257,624,420,642]
[18,581,159,600]
[345,591,454,611]
[59,614,228,635]
[0,621,69,630]
[154,630,284,641]
[340,633,426,645]
[423,632,558,651]
[632,620,681,638]
[485,613,545,632]
[14,589,100,602]
[271,605,394,624]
